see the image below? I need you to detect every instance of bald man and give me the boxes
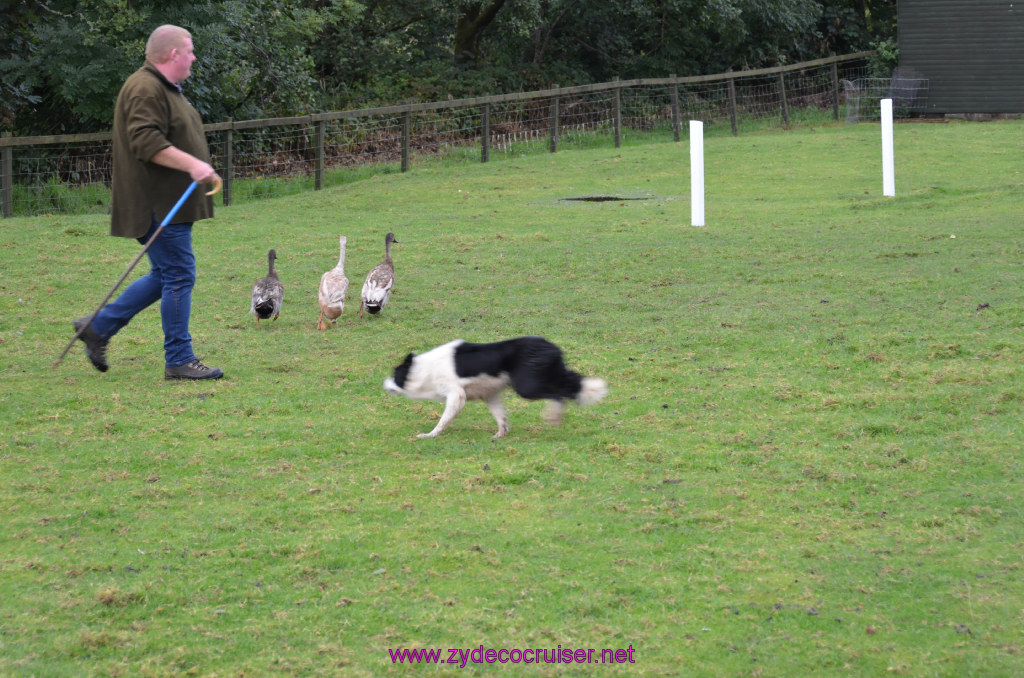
[75,25,224,380]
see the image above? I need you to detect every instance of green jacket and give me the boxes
[110,63,214,238]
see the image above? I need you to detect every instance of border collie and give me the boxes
[383,336,607,439]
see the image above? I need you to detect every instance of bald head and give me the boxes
[145,25,191,64]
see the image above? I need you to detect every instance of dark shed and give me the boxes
[898,0,1024,114]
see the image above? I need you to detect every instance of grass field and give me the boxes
[1,119,1022,676]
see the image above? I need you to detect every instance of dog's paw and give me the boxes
[417,431,439,439]
[541,403,564,425]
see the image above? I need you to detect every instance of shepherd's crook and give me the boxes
[52,178,222,369]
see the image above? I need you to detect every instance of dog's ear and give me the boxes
[391,352,416,388]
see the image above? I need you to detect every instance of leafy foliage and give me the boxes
[1,0,895,135]
[867,37,899,78]
[1,0,328,133]
[188,0,327,122]
[0,0,148,132]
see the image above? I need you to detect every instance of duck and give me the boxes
[250,248,284,329]
[360,232,398,316]
[317,235,350,330]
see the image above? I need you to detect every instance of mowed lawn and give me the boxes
[1,119,1022,676]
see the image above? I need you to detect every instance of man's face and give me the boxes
[167,37,196,83]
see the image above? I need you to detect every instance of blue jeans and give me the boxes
[91,217,198,367]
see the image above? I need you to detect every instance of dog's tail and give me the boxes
[577,377,608,406]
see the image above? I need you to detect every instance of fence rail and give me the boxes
[1,52,874,218]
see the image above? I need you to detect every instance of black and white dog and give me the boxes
[384,336,607,439]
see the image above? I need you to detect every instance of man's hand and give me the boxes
[150,146,221,194]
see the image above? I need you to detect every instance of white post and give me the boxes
[689,120,705,226]
[881,98,895,197]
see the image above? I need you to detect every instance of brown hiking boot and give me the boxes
[165,359,224,380]
[73,317,109,372]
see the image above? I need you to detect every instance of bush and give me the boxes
[867,38,899,78]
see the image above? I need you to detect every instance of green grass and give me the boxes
[1,119,1022,676]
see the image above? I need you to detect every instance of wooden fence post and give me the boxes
[728,78,739,136]
[670,75,680,142]
[401,111,410,173]
[314,116,325,191]
[550,88,560,153]
[1,132,12,218]
[613,78,622,148]
[222,119,233,207]
[481,103,490,163]
[778,72,790,128]
[831,60,840,121]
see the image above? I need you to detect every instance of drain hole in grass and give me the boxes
[559,195,655,202]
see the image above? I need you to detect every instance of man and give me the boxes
[75,25,224,380]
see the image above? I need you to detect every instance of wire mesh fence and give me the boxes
[1,53,873,218]
[330,115,404,166]
[842,75,929,123]
[5,139,113,216]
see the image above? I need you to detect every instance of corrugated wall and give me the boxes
[898,0,1024,113]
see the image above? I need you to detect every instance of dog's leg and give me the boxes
[542,399,565,425]
[486,395,509,439]
[417,389,466,438]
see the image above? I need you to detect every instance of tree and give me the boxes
[2,0,897,135]
[0,0,149,133]
[495,0,823,82]
[192,0,327,122]
[453,0,508,66]
[0,0,328,134]
[525,0,580,68]
[814,0,895,57]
